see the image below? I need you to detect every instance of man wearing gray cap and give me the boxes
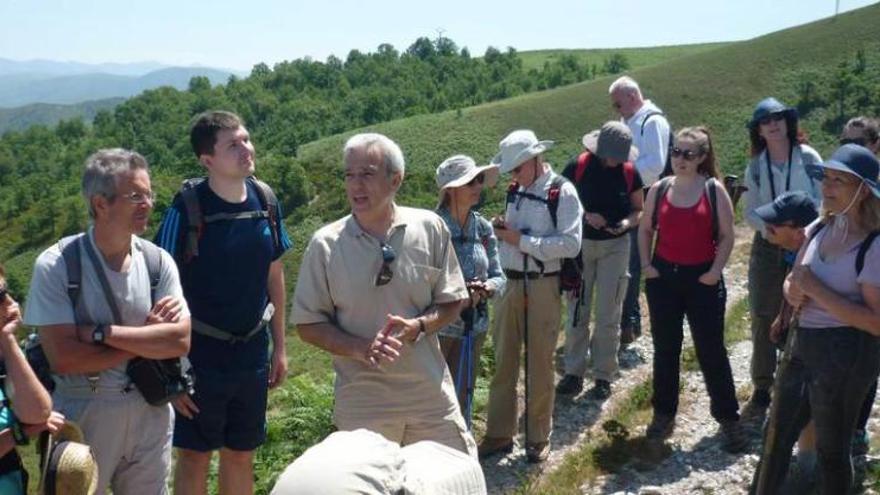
[479,130,583,463]
[556,121,643,400]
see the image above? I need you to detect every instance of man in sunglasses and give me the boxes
[292,133,477,458]
[24,149,191,494]
[609,76,671,345]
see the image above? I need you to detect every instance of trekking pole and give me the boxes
[522,251,530,447]
[457,306,476,430]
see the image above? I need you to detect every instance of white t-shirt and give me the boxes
[23,227,188,393]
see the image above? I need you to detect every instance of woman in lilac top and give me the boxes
[434,155,506,422]
[751,144,880,494]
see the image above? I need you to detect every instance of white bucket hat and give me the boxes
[491,130,554,174]
[436,155,499,194]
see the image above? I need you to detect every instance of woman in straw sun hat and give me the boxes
[434,155,505,427]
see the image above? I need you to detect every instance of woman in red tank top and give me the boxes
[637,127,746,453]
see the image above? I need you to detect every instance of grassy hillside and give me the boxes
[518,42,730,71]
[292,4,880,228]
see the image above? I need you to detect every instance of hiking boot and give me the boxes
[720,419,749,453]
[853,429,870,456]
[477,436,513,459]
[555,374,583,395]
[741,388,772,419]
[526,442,550,463]
[588,379,612,400]
[620,325,639,345]
[646,413,675,440]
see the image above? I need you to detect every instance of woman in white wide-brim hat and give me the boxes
[434,155,505,425]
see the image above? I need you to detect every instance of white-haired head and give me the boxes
[343,133,405,179]
[608,76,642,98]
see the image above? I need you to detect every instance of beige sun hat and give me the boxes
[435,154,499,204]
[40,421,99,495]
[491,130,554,174]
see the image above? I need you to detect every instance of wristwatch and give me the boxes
[92,324,109,344]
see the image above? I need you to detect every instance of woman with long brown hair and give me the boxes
[639,127,747,453]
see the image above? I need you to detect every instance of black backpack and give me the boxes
[505,175,582,293]
[807,223,880,275]
[49,234,193,406]
[176,176,281,262]
[650,176,721,242]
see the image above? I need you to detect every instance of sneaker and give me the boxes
[646,413,675,440]
[741,388,772,419]
[720,419,749,453]
[852,429,870,456]
[526,442,550,463]
[588,379,612,400]
[555,374,583,395]
[477,436,513,459]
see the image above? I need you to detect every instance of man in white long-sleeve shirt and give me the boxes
[478,130,583,464]
[609,76,671,344]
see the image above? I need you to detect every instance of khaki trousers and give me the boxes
[485,275,561,444]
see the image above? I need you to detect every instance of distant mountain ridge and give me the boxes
[0,65,239,107]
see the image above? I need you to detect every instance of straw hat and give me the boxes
[40,421,99,495]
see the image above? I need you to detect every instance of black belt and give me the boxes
[504,270,559,280]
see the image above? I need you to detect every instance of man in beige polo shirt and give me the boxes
[291,132,476,457]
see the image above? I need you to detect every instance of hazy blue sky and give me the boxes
[2,0,876,71]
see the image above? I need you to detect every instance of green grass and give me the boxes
[517,43,731,72]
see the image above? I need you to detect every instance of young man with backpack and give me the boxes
[610,76,672,345]
[556,121,644,400]
[155,111,292,495]
[479,130,583,463]
[24,149,191,494]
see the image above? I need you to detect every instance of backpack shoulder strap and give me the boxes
[179,178,206,260]
[856,230,880,275]
[575,152,590,183]
[137,239,164,305]
[622,161,636,193]
[651,177,674,231]
[249,177,281,251]
[808,221,827,242]
[58,234,85,316]
[546,175,567,229]
[640,111,665,136]
[705,178,719,242]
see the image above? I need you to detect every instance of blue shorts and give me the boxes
[173,365,269,452]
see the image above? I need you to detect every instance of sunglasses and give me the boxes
[0,286,7,302]
[670,147,704,161]
[758,113,786,126]
[466,174,485,187]
[375,242,397,286]
[840,137,868,147]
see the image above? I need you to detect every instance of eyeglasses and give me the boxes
[118,191,156,205]
[765,223,797,235]
[758,113,786,126]
[840,137,868,146]
[466,174,485,187]
[375,242,397,286]
[670,147,704,161]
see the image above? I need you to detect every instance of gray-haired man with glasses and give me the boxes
[292,133,477,456]
[24,148,191,494]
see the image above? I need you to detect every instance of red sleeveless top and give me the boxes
[655,190,716,265]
